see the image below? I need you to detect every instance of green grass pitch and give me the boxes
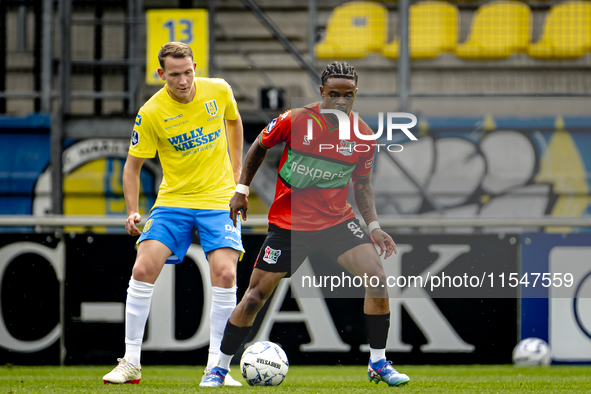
[1,365,590,393]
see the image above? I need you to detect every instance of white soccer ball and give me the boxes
[512,337,552,366]
[240,341,289,386]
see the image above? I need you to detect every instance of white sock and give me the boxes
[370,347,386,364]
[124,278,154,366]
[207,286,237,370]
[217,351,233,371]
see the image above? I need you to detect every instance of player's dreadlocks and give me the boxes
[321,61,358,86]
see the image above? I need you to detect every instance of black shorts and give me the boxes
[253,218,373,277]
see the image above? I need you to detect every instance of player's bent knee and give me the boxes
[216,268,237,286]
[365,273,388,298]
[132,262,156,283]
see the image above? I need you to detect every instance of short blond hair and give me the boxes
[158,42,193,69]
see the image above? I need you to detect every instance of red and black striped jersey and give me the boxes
[258,102,375,231]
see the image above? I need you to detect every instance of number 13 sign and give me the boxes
[146,9,209,85]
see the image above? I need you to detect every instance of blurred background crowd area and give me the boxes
[1,0,590,225]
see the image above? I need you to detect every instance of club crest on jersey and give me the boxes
[338,139,355,156]
[144,219,153,233]
[263,246,281,264]
[265,118,277,133]
[131,130,139,147]
[204,100,218,116]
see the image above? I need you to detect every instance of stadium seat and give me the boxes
[315,1,388,59]
[382,1,458,60]
[528,1,591,60]
[455,0,531,60]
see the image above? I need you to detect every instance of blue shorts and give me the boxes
[138,207,244,264]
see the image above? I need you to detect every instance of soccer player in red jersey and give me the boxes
[201,61,410,387]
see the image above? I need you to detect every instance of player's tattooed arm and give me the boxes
[353,175,398,257]
[229,134,269,226]
[238,135,268,186]
[353,176,379,225]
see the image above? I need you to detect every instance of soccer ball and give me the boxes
[240,341,289,386]
[512,337,552,366]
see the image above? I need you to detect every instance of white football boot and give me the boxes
[103,356,141,384]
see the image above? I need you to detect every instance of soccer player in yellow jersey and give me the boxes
[103,42,243,386]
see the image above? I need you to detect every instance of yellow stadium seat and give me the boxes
[382,1,458,60]
[528,1,591,60]
[455,1,531,60]
[315,1,388,59]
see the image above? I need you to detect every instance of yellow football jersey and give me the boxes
[129,77,239,210]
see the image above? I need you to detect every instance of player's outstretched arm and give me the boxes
[123,154,145,236]
[229,137,268,227]
[225,114,244,184]
[353,176,397,258]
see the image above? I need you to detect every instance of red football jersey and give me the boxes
[258,103,376,231]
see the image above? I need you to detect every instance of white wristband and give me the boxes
[235,184,249,195]
[368,221,381,233]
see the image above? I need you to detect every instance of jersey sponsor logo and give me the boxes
[225,224,241,237]
[263,246,282,264]
[167,127,221,152]
[365,158,374,169]
[164,120,189,130]
[204,100,218,116]
[144,219,153,233]
[282,151,354,189]
[131,130,139,147]
[265,118,277,133]
[291,160,347,182]
[135,114,142,126]
[338,140,355,156]
[303,134,311,145]
[164,114,183,122]
[347,221,364,239]
[280,111,289,120]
